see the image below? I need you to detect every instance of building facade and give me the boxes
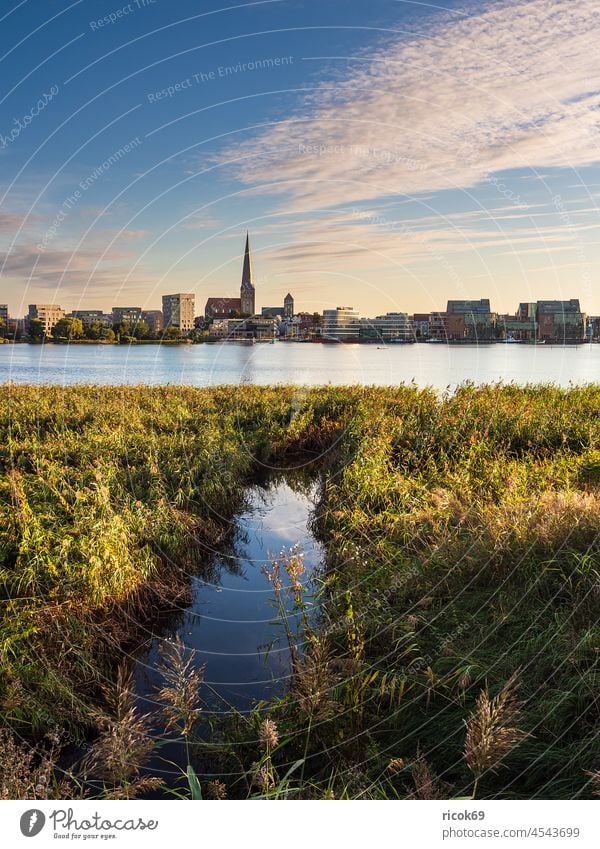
[412,313,430,340]
[536,300,586,343]
[112,307,143,326]
[71,310,112,328]
[28,304,65,335]
[360,312,415,342]
[162,293,195,333]
[322,307,360,341]
[446,299,496,340]
[205,297,241,318]
[141,310,164,334]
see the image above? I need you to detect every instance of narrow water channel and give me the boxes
[132,467,324,774]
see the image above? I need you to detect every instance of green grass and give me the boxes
[0,383,599,799]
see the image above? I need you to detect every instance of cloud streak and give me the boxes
[223,0,600,209]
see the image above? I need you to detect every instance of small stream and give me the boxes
[131,465,324,779]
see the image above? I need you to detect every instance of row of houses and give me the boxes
[320,299,591,344]
[1,297,594,345]
[0,294,195,338]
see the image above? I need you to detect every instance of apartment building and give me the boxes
[162,293,195,333]
[28,304,65,335]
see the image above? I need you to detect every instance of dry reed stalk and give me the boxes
[464,672,527,796]
[293,633,339,720]
[259,718,279,754]
[410,748,444,799]
[83,665,157,791]
[156,635,204,737]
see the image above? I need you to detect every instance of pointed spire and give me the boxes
[241,231,253,291]
[240,232,255,316]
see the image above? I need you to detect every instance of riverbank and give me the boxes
[1,384,599,799]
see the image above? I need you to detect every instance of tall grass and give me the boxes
[0,382,599,798]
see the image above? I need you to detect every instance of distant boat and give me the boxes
[426,338,444,344]
[503,335,521,344]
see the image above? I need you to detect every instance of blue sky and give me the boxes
[1,0,599,317]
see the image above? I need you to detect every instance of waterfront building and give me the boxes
[240,232,256,316]
[446,299,496,340]
[141,310,164,334]
[28,304,65,335]
[322,307,360,341]
[282,312,319,339]
[360,312,415,342]
[112,306,143,326]
[205,297,241,318]
[536,299,586,343]
[71,310,112,328]
[211,316,275,341]
[496,313,537,342]
[517,302,538,321]
[587,316,600,341]
[162,293,195,333]
[412,312,430,340]
[428,311,448,341]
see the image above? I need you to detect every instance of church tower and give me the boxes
[240,232,255,316]
[284,293,294,319]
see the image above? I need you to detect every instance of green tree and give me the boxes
[164,326,182,340]
[102,327,115,342]
[0,317,5,338]
[28,318,45,340]
[113,320,131,338]
[52,316,84,340]
[85,321,102,340]
[133,319,150,340]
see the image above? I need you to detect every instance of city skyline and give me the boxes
[1,1,600,317]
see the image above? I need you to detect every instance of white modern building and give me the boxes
[322,306,360,341]
[359,312,415,342]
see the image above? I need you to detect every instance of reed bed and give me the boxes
[0,382,599,799]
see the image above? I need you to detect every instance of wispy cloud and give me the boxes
[223,0,600,211]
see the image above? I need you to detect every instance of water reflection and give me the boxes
[134,466,324,721]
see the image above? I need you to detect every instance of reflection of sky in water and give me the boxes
[2,342,599,389]
[134,477,323,719]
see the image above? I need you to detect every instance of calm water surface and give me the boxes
[1,341,599,388]
[134,473,323,720]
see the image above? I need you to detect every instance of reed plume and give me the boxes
[83,665,157,792]
[464,672,526,796]
[410,748,444,799]
[156,635,204,737]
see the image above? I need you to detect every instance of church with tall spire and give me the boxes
[240,232,255,316]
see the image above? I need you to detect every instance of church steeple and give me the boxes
[240,232,255,315]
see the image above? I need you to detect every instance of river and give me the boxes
[1,341,599,387]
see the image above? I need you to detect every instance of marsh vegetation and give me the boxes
[0,384,599,798]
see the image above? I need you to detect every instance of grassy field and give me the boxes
[0,383,599,799]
